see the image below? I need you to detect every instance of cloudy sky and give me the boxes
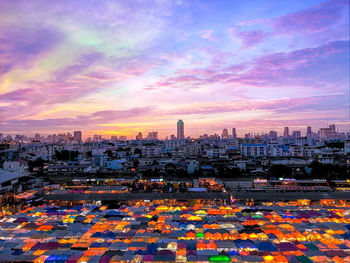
[0,0,349,138]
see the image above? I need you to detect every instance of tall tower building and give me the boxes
[269,131,277,139]
[283,127,289,137]
[306,126,312,137]
[292,131,301,139]
[221,129,229,139]
[73,131,82,142]
[177,120,184,139]
[232,128,237,139]
[147,132,158,140]
[136,132,143,140]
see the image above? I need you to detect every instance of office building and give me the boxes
[319,124,337,139]
[232,128,237,139]
[221,129,229,139]
[136,132,143,140]
[73,131,82,142]
[177,120,185,139]
[292,131,301,139]
[147,132,158,140]
[269,131,277,139]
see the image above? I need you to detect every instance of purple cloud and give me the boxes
[198,30,218,42]
[0,107,154,131]
[230,0,349,48]
[273,0,349,34]
[53,52,103,81]
[228,28,268,48]
[0,26,63,76]
[168,95,347,116]
[148,40,349,90]
[0,52,160,121]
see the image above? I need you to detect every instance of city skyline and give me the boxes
[0,123,345,141]
[0,0,349,137]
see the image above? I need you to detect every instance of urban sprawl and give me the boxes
[0,121,350,262]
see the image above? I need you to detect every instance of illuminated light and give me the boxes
[208,255,231,262]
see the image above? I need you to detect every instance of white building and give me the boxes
[205,148,227,158]
[186,160,199,174]
[3,161,29,173]
[142,145,162,158]
[344,140,350,153]
[240,144,267,157]
[165,140,185,150]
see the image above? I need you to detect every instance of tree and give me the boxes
[325,141,344,149]
[105,150,113,158]
[133,160,139,168]
[165,163,176,175]
[134,148,142,157]
[269,165,292,179]
[28,158,44,173]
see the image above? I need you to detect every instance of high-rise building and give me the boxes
[119,136,127,141]
[136,132,143,140]
[292,131,301,139]
[147,132,158,140]
[319,124,337,139]
[283,127,289,137]
[232,128,237,139]
[177,120,184,139]
[73,131,82,142]
[221,129,229,139]
[306,126,312,137]
[269,131,277,139]
[93,134,102,142]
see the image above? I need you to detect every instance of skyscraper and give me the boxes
[306,126,312,137]
[136,132,143,140]
[269,131,277,139]
[147,132,158,140]
[177,120,184,139]
[283,127,289,137]
[292,131,301,139]
[232,128,237,139]
[221,129,229,139]
[73,131,82,142]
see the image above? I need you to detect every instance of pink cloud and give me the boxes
[0,53,160,120]
[0,25,63,77]
[197,29,218,42]
[146,40,349,90]
[272,0,349,34]
[229,0,349,48]
[167,95,346,116]
[228,28,268,48]
[0,107,154,131]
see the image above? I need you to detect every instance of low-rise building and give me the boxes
[241,144,267,157]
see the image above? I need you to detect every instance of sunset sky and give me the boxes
[0,0,349,138]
